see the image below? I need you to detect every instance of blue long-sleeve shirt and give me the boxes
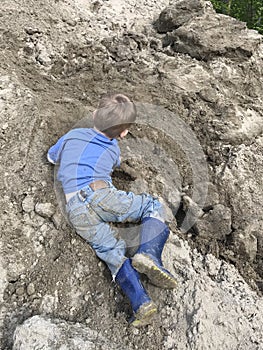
[47,128,120,194]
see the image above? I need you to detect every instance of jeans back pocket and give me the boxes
[68,203,100,228]
[91,188,133,219]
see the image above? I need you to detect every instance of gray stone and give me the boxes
[234,230,258,262]
[13,315,129,350]
[167,14,262,60]
[22,196,35,213]
[27,283,35,296]
[162,241,263,350]
[16,286,25,296]
[196,204,232,240]
[182,195,204,219]
[35,43,52,66]
[199,87,219,103]
[51,210,64,229]
[217,140,263,251]
[155,0,204,33]
[35,203,55,218]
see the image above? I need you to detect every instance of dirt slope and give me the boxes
[0,0,263,349]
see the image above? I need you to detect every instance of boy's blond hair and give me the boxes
[94,93,137,139]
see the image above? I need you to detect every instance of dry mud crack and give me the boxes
[0,0,263,349]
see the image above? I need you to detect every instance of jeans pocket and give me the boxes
[94,189,133,216]
[68,204,99,227]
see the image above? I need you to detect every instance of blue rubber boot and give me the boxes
[115,258,157,327]
[132,217,177,289]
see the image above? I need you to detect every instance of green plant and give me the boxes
[210,0,263,34]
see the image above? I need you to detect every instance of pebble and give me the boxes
[52,212,63,229]
[35,203,55,218]
[7,272,19,282]
[16,287,25,296]
[22,196,35,213]
[85,318,92,325]
[38,235,44,243]
[132,328,139,336]
[27,283,35,296]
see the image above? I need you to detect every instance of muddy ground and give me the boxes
[0,0,263,349]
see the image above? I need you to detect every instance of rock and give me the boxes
[51,210,64,229]
[35,203,55,218]
[181,195,204,231]
[22,196,35,213]
[166,13,262,60]
[199,87,219,103]
[217,139,263,249]
[23,42,35,56]
[26,283,35,296]
[16,286,25,296]
[155,0,205,33]
[35,43,52,66]
[167,238,192,267]
[196,204,232,240]
[159,196,175,223]
[204,253,222,277]
[182,195,204,218]
[13,315,129,350]
[233,227,258,262]
[161,241,263,350]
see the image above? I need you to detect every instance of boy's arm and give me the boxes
[47,135,66,165]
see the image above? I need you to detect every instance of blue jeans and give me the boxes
[66,182,165,277]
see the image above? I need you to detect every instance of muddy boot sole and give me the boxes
[132,253,177,289]
[130,301,157,328]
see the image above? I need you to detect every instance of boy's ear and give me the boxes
[120,129,129,139]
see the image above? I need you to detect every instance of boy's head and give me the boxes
[93,92,137,139]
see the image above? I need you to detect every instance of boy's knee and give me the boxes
[142,195,165,221]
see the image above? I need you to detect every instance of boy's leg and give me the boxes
[132,217,177,288]
[66,188,162,276]
[89,187,177,288]
[115,258,157,327]
[67,195,156,326]
[77,221,157,326]
[67,204,126,277]
[123,193,177,288]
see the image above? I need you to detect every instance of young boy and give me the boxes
[47,93,177,327]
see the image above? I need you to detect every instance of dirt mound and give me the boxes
[1,0,263,349]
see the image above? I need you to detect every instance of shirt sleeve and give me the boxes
[47,134,66,164]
